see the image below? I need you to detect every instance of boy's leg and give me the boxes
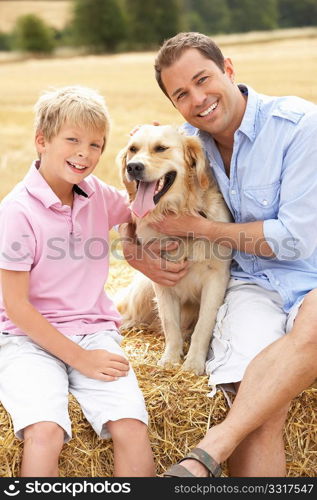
[107,419,156,476]
[69,331,154,476]
[21,422,64,477]
[172,289,317,476]
[0,336,71,477]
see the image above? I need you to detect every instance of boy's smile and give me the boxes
[35,122,104,204]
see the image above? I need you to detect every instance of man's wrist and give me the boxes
[122,238,140,267]
[197,217,216,239]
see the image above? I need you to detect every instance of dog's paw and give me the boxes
[182,356,205,375]
[158,351,182,369]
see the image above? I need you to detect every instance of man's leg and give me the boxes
[227,383,289,477]
[175,289,317,476]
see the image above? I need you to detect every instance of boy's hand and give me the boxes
[76,349,130,381]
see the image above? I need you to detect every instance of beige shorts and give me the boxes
[0,330,148,441]
[206,278,303,397]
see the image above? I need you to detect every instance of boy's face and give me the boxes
[35,122,105,189]
[161,48,246,142]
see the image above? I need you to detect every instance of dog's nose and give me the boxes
[127,162,145,180]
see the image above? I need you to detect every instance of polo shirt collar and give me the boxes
[24,161,94,208]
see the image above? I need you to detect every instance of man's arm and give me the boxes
[1,269,129,381]
[151,215,275,258]
[118,222,190,286]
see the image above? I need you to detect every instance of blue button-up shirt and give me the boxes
[183,85,317,312]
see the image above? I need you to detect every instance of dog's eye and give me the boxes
[155,145,168,153]
[129,145,138,153]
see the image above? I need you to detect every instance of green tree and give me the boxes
[227,0,279,32]
[184,0,231,34]
[181,10,206,33]
[154,0,181,42]
[13,14,55,54]
[278,0,317,27]
[126,0,181,48]
[126,1,158,46]
[71,0,126,52]
[0,31,11,51]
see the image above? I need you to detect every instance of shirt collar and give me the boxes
[196,84,260,144]
[236,84,259,142]
[24,161,93,209]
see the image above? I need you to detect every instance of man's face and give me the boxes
[161,48,246,141]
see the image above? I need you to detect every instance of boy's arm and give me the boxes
[1,269,129,381]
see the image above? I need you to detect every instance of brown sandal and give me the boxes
[163,447,221,477]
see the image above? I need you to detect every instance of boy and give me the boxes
[0,85,155,477]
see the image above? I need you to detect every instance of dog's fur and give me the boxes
[116,125,232,375]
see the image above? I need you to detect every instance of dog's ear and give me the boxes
[183,135,209,190]
[116,147,137,202]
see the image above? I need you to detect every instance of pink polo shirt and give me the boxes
[0,162,131,336]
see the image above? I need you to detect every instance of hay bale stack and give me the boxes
[0,328,316,477]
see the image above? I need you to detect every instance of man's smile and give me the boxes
[197,100,219,117]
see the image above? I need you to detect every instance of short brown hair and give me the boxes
[155,32,225,99]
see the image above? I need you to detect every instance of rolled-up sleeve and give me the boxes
[263,113,317,260]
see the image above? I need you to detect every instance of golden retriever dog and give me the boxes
[116,125,232,375]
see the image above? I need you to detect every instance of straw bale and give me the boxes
[0,326,316,477]
[0,260,316,477]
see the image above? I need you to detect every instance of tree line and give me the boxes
[1,0,317,54]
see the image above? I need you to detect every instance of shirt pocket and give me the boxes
[243,180,280,220]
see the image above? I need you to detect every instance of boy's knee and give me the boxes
[107,418,148,443]
[24,421,64,449]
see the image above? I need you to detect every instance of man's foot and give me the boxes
[163,448,222,477]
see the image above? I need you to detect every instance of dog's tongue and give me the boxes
[131,181,157,218]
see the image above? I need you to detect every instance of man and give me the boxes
[121,32,317,477]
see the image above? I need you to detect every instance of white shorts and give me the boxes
[0,330,148,442]
[206,278,303,396]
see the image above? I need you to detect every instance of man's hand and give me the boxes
[75,349,130,382]
[129,121,160,136]
[151,213,209,238]
[126,238,189,287]
[119,223,189,286]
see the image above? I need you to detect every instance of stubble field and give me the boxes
[1,35,317,201]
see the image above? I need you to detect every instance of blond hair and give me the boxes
[155,32,225,99]
[34,85,110,151]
